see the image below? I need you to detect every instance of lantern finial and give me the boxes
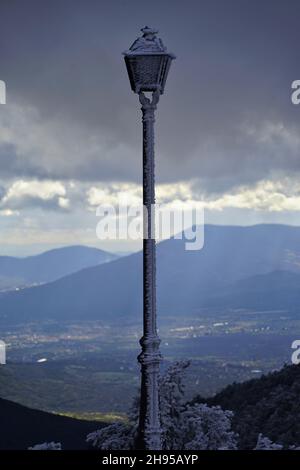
[126,26,166,54]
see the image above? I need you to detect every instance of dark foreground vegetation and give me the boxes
[1,363,299,450]
[0,398,105,450]
[194,364,300,449]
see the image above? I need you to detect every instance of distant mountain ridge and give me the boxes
[207,269,300,310]
[0,245,117,289]
[1,224,300,323]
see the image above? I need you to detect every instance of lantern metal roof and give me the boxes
[123,26,176,94]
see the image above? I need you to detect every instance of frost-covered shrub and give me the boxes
[180,404,237,450]
[254,434,283,450]
[28,442,62,450]
[87,422,135,450]
[159,360,190,448]
[87,361,238,450]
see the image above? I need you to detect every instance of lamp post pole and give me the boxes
[123,27,175,450]
[136,89,161,450]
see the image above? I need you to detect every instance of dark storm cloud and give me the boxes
[0,0,299,189]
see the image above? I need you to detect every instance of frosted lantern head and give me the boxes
[123,26,175,95]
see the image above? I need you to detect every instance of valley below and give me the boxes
[0,309,298,417]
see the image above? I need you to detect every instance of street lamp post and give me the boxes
[123,27,175,450]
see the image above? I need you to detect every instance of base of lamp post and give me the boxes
[135,335,162,450]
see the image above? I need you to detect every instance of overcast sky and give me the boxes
[0,0,299,255]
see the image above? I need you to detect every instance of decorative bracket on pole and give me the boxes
[139,89,160,108]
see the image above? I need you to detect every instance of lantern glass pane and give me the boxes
[128,55,163,92]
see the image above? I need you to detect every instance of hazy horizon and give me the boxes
[2,221,300,257]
